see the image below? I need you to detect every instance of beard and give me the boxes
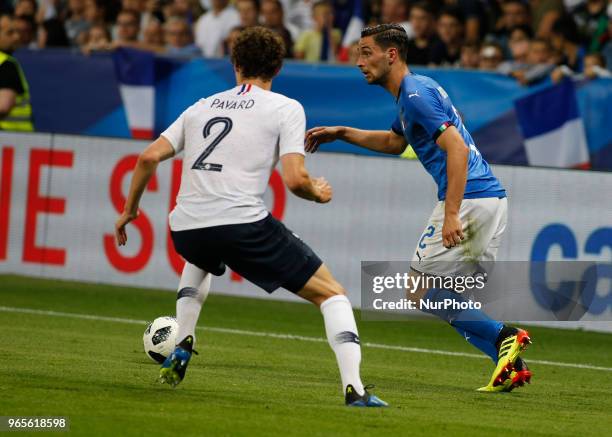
[368,69,390,86]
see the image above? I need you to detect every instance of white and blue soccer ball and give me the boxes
[143,316,179,363]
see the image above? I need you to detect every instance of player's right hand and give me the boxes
[312,177,332,203]
[115,211,138,246]
[305,126,343,153]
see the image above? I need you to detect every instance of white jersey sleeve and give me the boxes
[161,103,200,154]
[278,99,306,157]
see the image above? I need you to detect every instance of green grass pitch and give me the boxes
[1,274,612,436]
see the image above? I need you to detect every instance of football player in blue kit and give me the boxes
[306,24,532,392]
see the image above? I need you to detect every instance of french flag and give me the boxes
[338,0,364,62]
[514,80,590,169]
[112,48,155,140]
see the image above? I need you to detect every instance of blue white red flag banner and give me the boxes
[112,48,156,140]
[514,80,590,169]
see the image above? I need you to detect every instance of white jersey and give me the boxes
[162,84,306,231]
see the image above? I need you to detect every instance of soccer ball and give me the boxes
[143,316,179,363]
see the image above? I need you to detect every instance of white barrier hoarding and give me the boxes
[1,132,611,331]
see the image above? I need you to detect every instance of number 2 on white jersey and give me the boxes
[192,117,233,172]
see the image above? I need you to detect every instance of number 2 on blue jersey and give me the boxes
[192,117,233,172]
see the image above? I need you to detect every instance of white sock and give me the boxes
[176,263,211,346]
[320,294,365,395]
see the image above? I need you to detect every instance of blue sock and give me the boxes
[421,288,504,346]
[453,326,498,362]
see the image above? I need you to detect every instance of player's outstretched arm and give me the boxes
[305,126,406,155]
[115,136,175,246]
[280,153,332,203]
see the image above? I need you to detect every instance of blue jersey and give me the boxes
[392,74,505,201]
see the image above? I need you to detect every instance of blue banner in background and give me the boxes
[14,48,612,170]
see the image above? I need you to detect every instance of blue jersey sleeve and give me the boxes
[403,88,453,141]
[391,116,403,135]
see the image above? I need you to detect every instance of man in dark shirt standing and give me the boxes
[405,2,438,66]
[0,14,33,131]
[430,6,465,66]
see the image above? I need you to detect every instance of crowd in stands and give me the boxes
[1,0,612,84]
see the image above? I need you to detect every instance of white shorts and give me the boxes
[410,197,508,277]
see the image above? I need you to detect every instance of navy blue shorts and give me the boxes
[171,214,323,294]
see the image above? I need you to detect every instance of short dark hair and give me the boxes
[439,6,465,25]
[262,0,283,10]
[360,23,409,63]
[508,24,533,39]
[231,26,285,80]
[14,14,36,30]
[503,0,530,12]
[118,9,140,24]
[411,1,436,17]
[237,0,260,11]
[551,14,582,45]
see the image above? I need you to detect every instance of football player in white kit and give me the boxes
[114,27,386,407]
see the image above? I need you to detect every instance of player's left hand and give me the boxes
[115,211,138,246]
[312,177,333,203]
[442,213,464,249]
[305,126,343,153]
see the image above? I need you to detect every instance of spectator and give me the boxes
[381,0,413,38]
[282,0,315,35]
[446,0,486,43]
[552,51,612,81]
[490,0,531,53]
[236,0,260,27]
[531,0,564,39]
[430,6,465,66]
[405,1,437,65]
[0,13,34,131]
[38,18,70,47]
[65,0,89,46]
[364,0,383,26]
[572,0,608,52]
[504,37,555,85]
[224,25,245,55]
[13,14,37,49]
[143,18,164,45]
[36,1,65,23]
[478,41,504,70]
[499,0,531,30]
[171,0,203,24]
[519,37,556,83]
[14,0,37,18]
[550,14,586,73]
[261,0,294,57]
[497,26,555,83]
[123,0,159,39]
[459,41,480,68]
[506,24,532,64]
[115,9,141,44]
[164,16,201,57]
[140,0,165,33]
[81,22,111,53]
[294,0,341,62]
[194,0,240,57]
[528,37,554,65]
[583,52,612,78]
[84,0,107,27]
